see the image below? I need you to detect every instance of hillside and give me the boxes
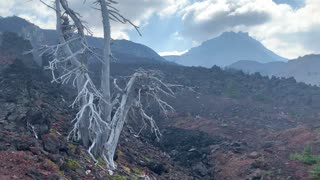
[229,54,320,85]
[1,26,320,179]
[0,31,197,180]
[109,63,320,179]
[0,16,37,34]
[163,31,287,67]
[0,16,167,64]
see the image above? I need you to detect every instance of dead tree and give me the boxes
[39,0,174,170]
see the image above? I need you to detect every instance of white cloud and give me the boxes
[111,31,130,40]
[0,0,14,16]
[0,0,319,59]
[261,38,312,58]
[0,0,56,29]
[180,0,271,41]
[158,0,189,17]
[247,0,320,58]
[0,0,185,39]
[177,0,320,59]
[159,50,188,56]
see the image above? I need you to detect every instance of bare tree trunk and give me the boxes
[104,76,137,169]
[90,0,112,157]
[55,0,90,146]
[99,0,112,122]
[76,75,90,147]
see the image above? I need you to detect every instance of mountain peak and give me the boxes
[221,31,249,37]
[199,31,258,49]
[173,31,287,67]
[218,31,254,42]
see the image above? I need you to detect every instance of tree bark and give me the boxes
[90,0,112,157]
[55,0,90,146]
[99,0,112,123]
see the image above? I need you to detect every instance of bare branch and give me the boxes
[39,0,57,11]
[38,0,174,172]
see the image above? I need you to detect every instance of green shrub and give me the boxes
[112,175,127,180]
[290,146,320,165]
[291,146,320,179]
[66,159,81,169]
[97,157,106,167]
[311,164,320,179]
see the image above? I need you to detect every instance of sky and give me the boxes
[0,0,319,59]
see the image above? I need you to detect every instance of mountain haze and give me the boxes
[229,60,286,76]
[164,32,287,67]
[229,54,320,85]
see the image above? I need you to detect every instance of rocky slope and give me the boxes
[2,31,320,180]
[0,33,195,180]
[111,63,320,179]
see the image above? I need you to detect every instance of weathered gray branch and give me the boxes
[39,0,174,172]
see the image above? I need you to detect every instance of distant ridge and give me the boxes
[229,54,320,86]
[0,16,167,64]
[163,31,287,67]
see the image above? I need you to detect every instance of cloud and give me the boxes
[0,0,318,59]
[178,0,320,58]
[273,0,305,9]
[0,0,56,29]
[0,0,185,39]
[158,0,189,17]
[179,0,271,42]
[0,0,14,16]
[67,0,166,38]
[159,50,188,56]
[247,0,320,58]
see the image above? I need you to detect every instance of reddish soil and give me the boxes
[0,151,59,180]
[168,115,320,179]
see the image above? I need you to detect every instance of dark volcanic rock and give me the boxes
[192,162,209,177]
[48,174,60,180]
[26,168,43,180]
[42,134,60,154]
[26,111,50,136]
[146,161,169,175]
[160,128,221,166]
